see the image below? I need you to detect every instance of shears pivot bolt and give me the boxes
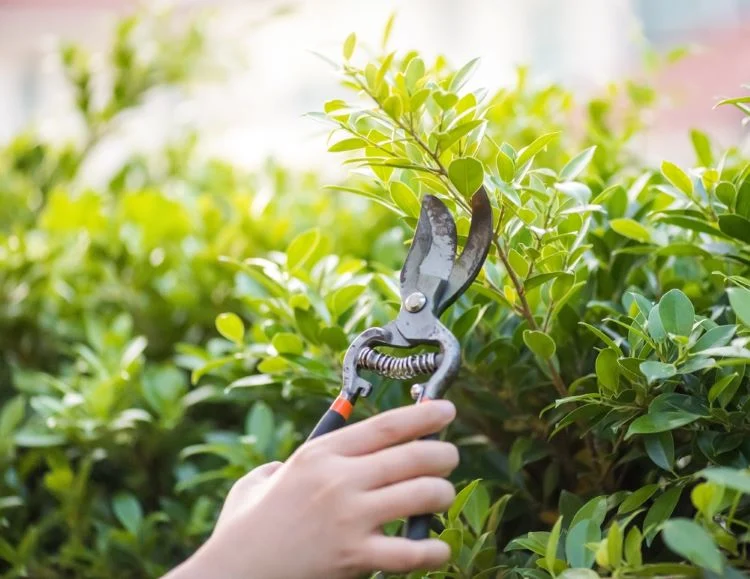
[404,292,427,312]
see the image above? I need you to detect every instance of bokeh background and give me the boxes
[3,2,750,578]
[1,0,749,178]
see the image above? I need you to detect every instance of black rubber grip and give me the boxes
[307,409,348,441]
[405,514,433,540]
[404,431,441,540]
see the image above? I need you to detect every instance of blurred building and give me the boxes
[0,0,748,176]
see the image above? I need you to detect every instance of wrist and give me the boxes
[161,541,221,579]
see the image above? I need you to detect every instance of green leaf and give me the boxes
[735,176,750,218]
[560,146,596,181]
[579,322,623,355]
[496,149,515,182]
[716,181,737,206]
[271,332,304,355]
[661,160,693,196]
[716,94,750,106]
[656,215,733,239]
[120,335,148,370]
[246,401,274,454]
[607,520,623,569]
[287,228,321,272]
[343,32,356,60]
[626,411,700,438]
[700,467,750,494]
[662,519,723,574]
[227,374,279,390]
[654,243,712,259]
[727,286,750,327]
[433,91,458,110]
[595,348,619,393]
[113,492,143,535]
[708,373,739,406]
[690,129,713,166]
[546,516,563,574]
[439,528,462,559]
[718,214,750,243]
[571,496,608,529]
[658,289,694,337]
[508,248,529,278]
[691,482,724,519]
[0,396,25,439]
[14,430,66,448]
[678,356,715,374]
[404,57,425,90]
[526,272,567,292]
[694,325,736,352]
[463,483,490,535]
[449,57,480,92]
[643,486,682,544]
[380,13,395,50]
[647,306,667,342]
[644,431,674,470]
[0,496,22,512]
[328,137,367,152]
[610,218,651,243]
[448,479,479,523]
[565,519,599,569]
[330,284,367,318]
[452,304,482,340]
[448,157,484,196]
[294,307,320,345]
[523,330,556,359]
[408,88,430,111]
[624,526,643,567]
[215,313,244,346]
[639,361,677,385]
[382,94,403,120]
[516,132,559,167]
[438,119,484,151]
[388,182,420,217]
[506,532,549,556]
[618,484,659,514]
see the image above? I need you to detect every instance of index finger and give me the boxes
[318,400,456,456]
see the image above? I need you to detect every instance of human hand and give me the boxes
[166,399,459,579]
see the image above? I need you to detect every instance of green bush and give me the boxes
[2,9,750,579]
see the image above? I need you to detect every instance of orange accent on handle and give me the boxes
[331,396,353,419]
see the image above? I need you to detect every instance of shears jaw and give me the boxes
[436,187,494,315]
[339,185,493,401]
[399,187,493,318]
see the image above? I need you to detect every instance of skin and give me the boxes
[164,400,459,579]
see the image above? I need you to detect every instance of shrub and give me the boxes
[2,8,750,579]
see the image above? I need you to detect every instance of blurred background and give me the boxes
[0,0,749,179]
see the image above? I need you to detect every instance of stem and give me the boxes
[353,74,472,213]
[598,428,627,488]
[355,70,568,400]
[495,235,567,397]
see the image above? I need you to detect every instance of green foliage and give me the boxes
[2,8,750,579]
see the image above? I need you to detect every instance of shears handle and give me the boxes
[306,396,353,441]
[403,430,440,540]
[306,395,439,541]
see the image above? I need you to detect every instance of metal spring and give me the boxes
[357,347,440,379]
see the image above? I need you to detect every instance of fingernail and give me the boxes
[433,399,456,419]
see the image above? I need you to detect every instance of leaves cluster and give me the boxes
[2,9,750,579]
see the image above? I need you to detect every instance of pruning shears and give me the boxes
[306,186,493,540]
